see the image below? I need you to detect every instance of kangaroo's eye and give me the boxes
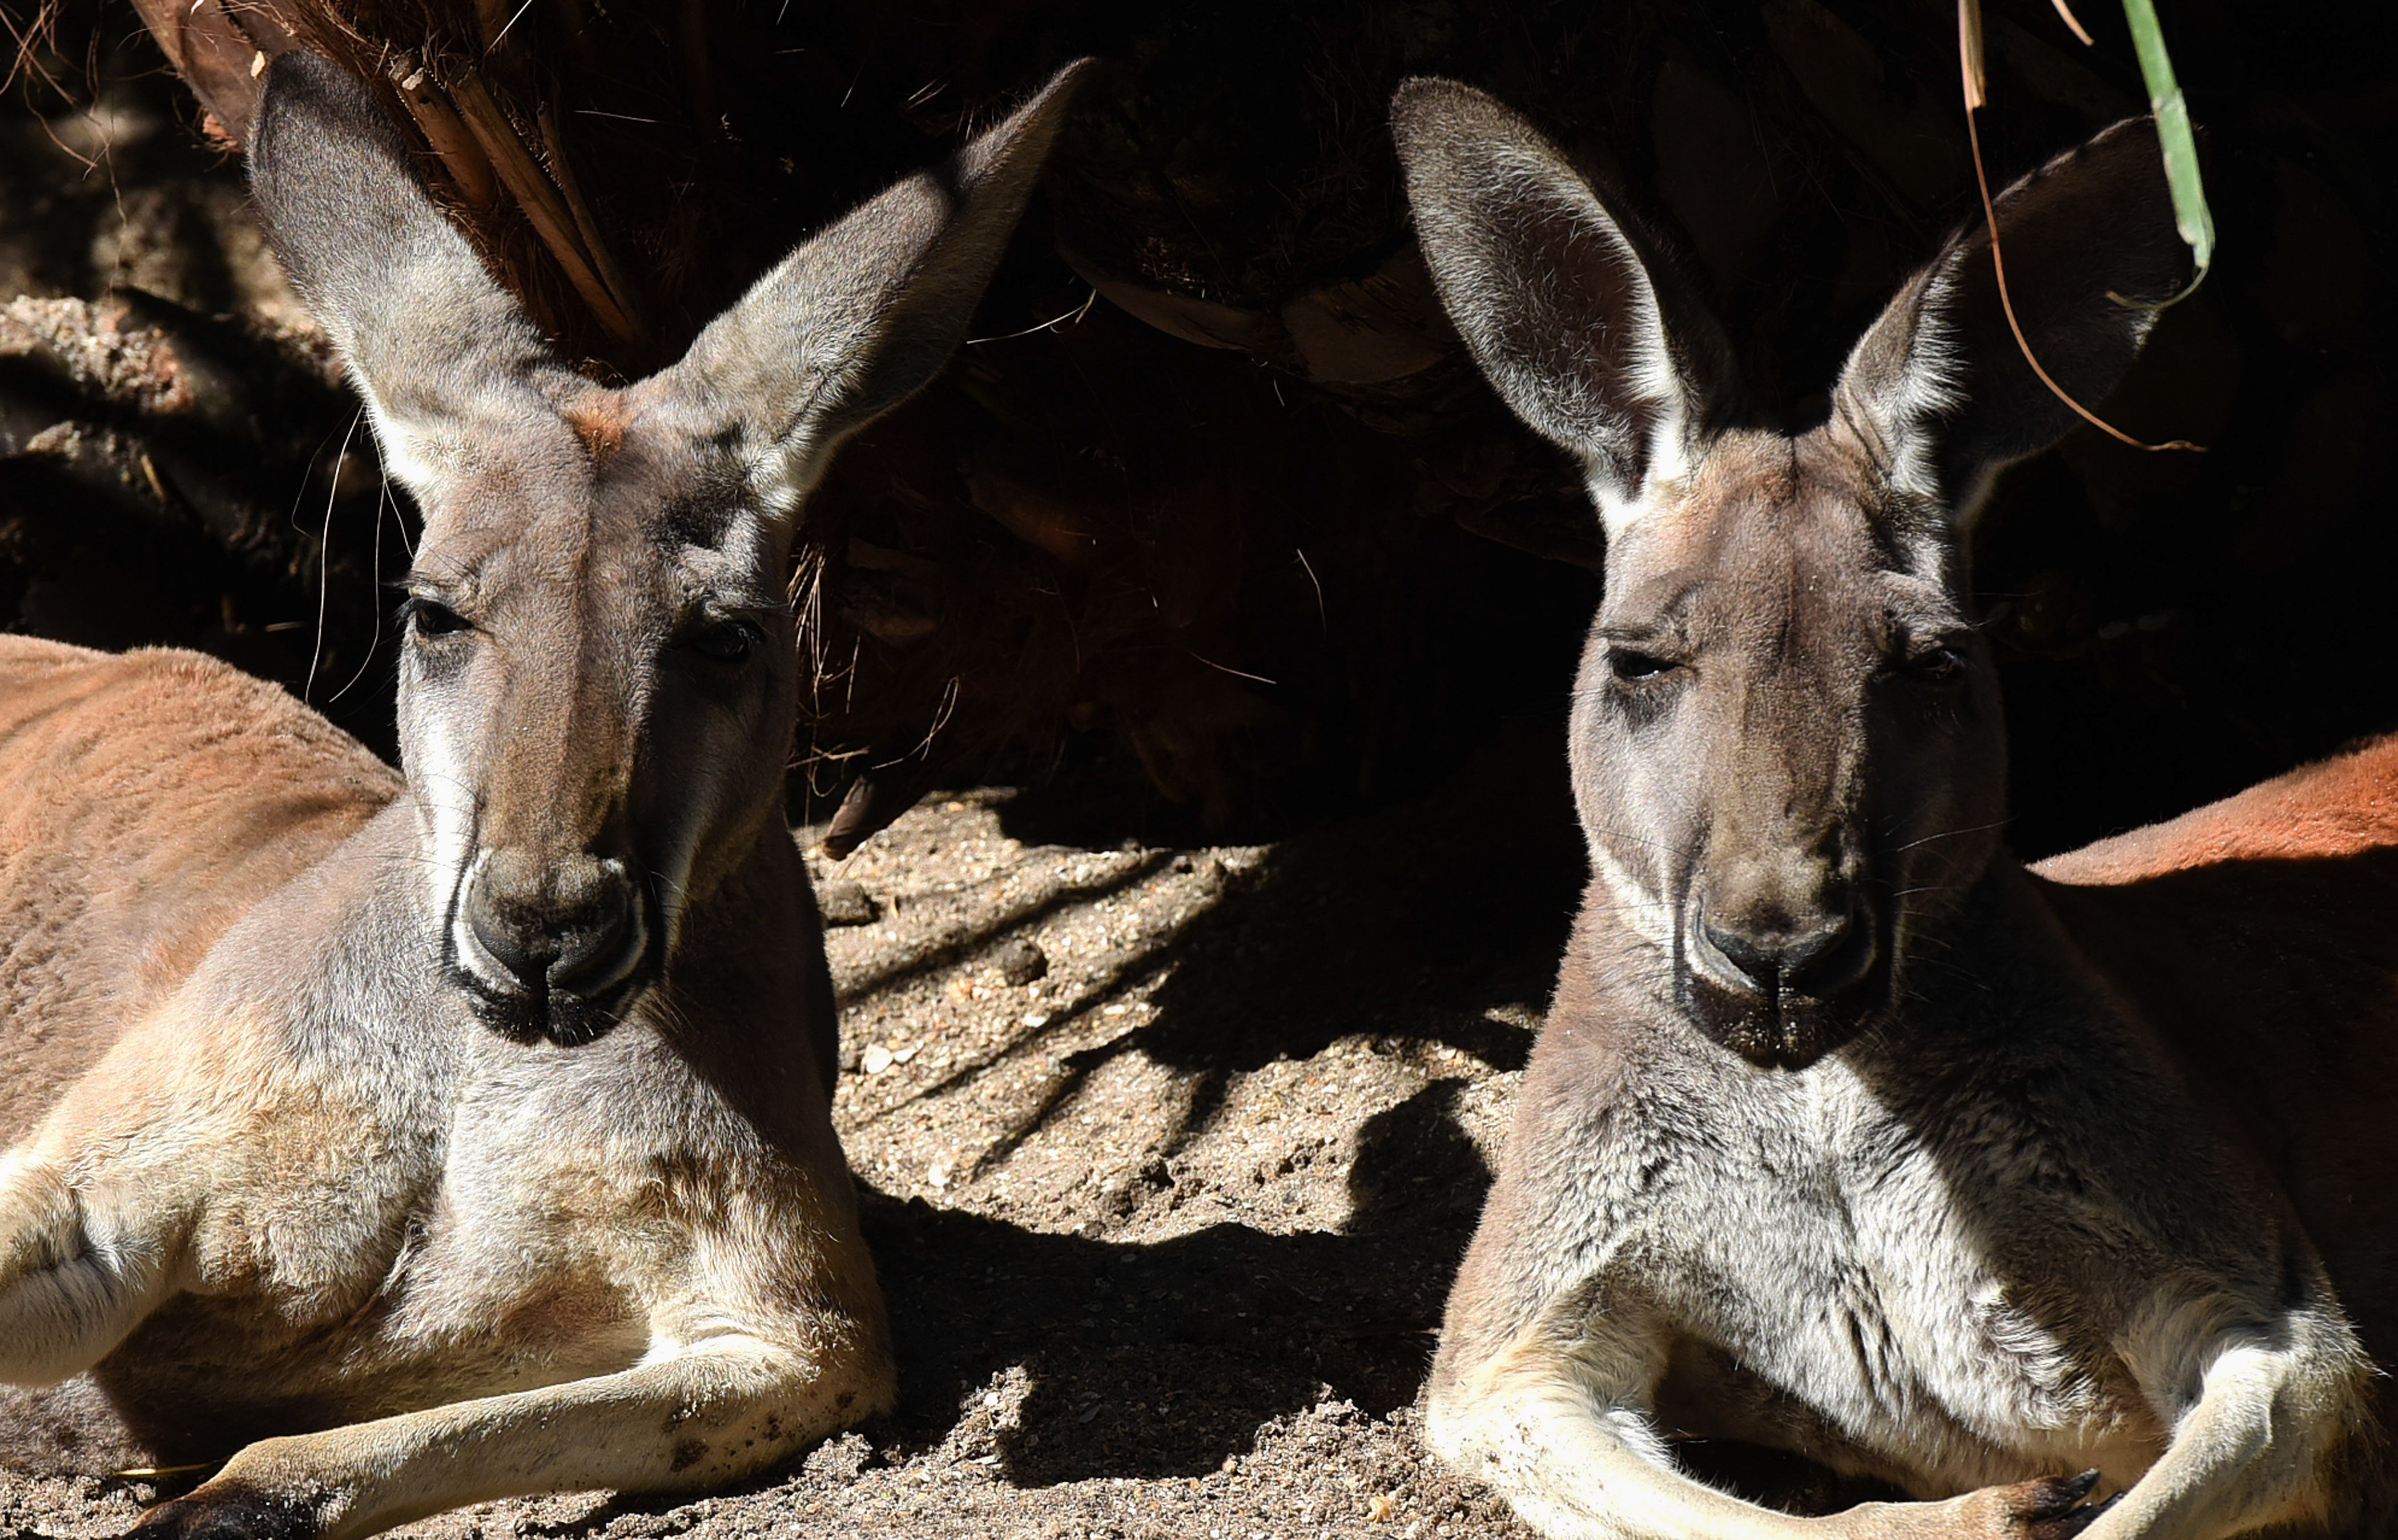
[1908,646,1966,683]
[692,620,763,662]
[408,598,470,638]
[1610,649,1677,682]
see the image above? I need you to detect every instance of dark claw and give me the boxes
[2010,1470,2113,1540]
[124,1491,316,1540]
[2052,1490,2126,1538]
[2056,1470,2101,1505]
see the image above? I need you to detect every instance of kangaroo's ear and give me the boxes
[651,58,1093,519]
[248,53,564,503]
[1391,77,1741,541]
[1834,117,2190,522]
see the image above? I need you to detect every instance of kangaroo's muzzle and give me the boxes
[453,848,653,1044]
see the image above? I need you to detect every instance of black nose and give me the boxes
[1700,912,1857,1000]
[464,851,638,999]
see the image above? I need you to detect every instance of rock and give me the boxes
[818,877,878,926]
[1061,244,1276,352]
[993,938,1049,986]
[1278,245,1451,385]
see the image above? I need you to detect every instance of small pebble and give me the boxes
[818,878,877,926]
[993,938,1049,985]
[861,1044,894,1075]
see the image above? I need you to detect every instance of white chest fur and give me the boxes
[1626,1059,2170,1495]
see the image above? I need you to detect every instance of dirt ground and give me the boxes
[2,727,1608,1540]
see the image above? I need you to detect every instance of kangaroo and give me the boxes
[1393,79,2398,1540]
[0,52,1086,1539]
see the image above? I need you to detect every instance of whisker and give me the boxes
[305,407,367,703]
[1891,819,2008,854]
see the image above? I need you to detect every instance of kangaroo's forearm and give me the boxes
[2082,1337,2367,1540]
[1434,1348,1874,1540]
[0,1152,175,1386]
[139,1333,889,1540]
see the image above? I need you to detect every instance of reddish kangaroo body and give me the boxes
[0,52,1086,1540]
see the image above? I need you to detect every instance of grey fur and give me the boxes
[1397,78,2398,1540]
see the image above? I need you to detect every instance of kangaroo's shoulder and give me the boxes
[0,639,399,934]
[0,642,403,1146]
[0,636,399,819]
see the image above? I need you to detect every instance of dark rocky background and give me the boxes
[1,0,2392,861]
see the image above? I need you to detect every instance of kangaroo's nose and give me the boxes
[463,849,638,999]
[1700,910,1858,1001]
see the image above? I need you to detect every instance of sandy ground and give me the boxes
[5,729,1605,1540]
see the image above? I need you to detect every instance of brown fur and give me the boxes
[0,50,1088,1540]
[2037,738,2398,882]
[564,391,628,462]
[0,637,397,1149]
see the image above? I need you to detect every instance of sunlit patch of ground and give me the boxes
[9,730,1582,1540]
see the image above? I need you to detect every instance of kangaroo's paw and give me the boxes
[1952,1471,2118,1540]
[126,1485,319,1540]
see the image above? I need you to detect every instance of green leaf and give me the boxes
[2121,0,2213,303]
